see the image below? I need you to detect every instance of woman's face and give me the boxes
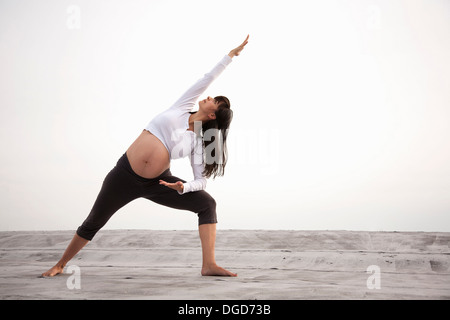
[199,96,219,118]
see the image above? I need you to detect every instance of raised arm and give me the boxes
[169,55,232,112]
[160,35,250,194]
[170,35,250,112]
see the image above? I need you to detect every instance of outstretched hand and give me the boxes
[159,180,184,193]
[228,35,249,58]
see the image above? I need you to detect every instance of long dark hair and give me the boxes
[201,96,233,179]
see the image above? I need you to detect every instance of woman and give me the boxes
[42,35,249,278]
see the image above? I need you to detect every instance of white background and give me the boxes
[1,0,449,232]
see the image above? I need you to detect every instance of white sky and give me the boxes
[1,0,449,232]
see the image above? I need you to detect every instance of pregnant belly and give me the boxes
[126,130,170,178]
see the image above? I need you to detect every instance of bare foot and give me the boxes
[201,264,237,277]
[41,264,64,277]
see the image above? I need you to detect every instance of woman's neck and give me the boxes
[188,111,208,132]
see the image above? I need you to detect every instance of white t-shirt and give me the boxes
[145,55,232,194]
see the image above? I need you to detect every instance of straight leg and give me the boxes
[42,155,140,277]
[41,233,89,277]
[199,223,237,276]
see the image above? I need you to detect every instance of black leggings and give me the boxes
[76,153,217,241]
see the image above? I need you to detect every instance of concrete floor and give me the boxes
[0,229,449,300]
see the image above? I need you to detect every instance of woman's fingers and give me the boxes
[242,34,249,45]
[228,35,249,58]
[236,35,249,55]
[159,180,183,192]
[159,180,172,187]
[240,35,249,48]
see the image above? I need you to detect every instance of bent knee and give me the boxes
[198,195,217,225]
[206,196,216,211]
